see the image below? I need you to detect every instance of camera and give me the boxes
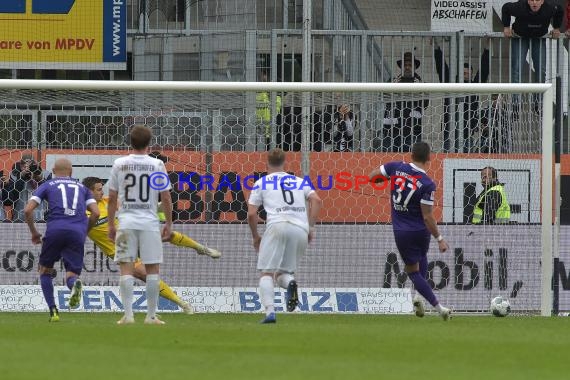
[20,160,42,180]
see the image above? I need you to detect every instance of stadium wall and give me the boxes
[0,149,561,223]
[1,224,569,312]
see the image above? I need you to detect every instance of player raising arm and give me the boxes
[247,148,323,324]
[25,158,100,322]
[147,150,221,257]
[369,141,451,320]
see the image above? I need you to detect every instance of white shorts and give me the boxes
[257,222,308,273]
[114,229,163,264]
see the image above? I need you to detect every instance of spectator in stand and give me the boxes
[0,169,15,221]
[479,94,512,153]
[10,154,47,221]
[332,104,355,152]
[314,101,356,152]
[382,52,429,152]
[433,38,490,152]
[256,69,282,151]
[502,0,562,85]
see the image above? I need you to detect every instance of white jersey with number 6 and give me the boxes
[248,172,315,233]
[108,154,171,231]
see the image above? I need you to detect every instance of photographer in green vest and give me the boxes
[471,166,511,224]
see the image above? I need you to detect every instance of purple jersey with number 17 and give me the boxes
[379,161,436,232]
[30,177,95,236]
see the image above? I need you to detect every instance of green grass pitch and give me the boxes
[0,313,568,380]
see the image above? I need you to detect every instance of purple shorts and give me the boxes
[393,229,431,265]
[39,229,86,274]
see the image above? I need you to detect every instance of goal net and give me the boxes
[0,80,553,316]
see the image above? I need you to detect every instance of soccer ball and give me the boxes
[490,296,511,317]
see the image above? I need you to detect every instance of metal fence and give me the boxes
[112,30,565,154]
[4,1,570,153]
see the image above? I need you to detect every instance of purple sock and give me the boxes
[66,275,78,290]
[40,274,55,309]
[408,271,438,307]
[419,256,428,279]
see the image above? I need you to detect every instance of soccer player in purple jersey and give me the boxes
[24,158,99,322]
[369,142,451,320]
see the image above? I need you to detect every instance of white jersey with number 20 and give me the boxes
[108,154,171,231]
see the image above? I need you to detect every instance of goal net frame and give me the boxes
[0,79,554,316]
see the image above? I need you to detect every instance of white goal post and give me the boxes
[0,80,556,316]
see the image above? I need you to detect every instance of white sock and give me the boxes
[276,273,294,289]
[146,274,160,319]
[435,303,444,313]
[259,276,275,315]
[119,275,134,318]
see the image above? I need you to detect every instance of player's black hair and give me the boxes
[411,141,430,163]
[482,166,498,180]
[82,176,103,190]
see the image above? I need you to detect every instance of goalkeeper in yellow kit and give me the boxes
[82,176,221,314]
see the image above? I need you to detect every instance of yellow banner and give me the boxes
[0,0,126,70]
